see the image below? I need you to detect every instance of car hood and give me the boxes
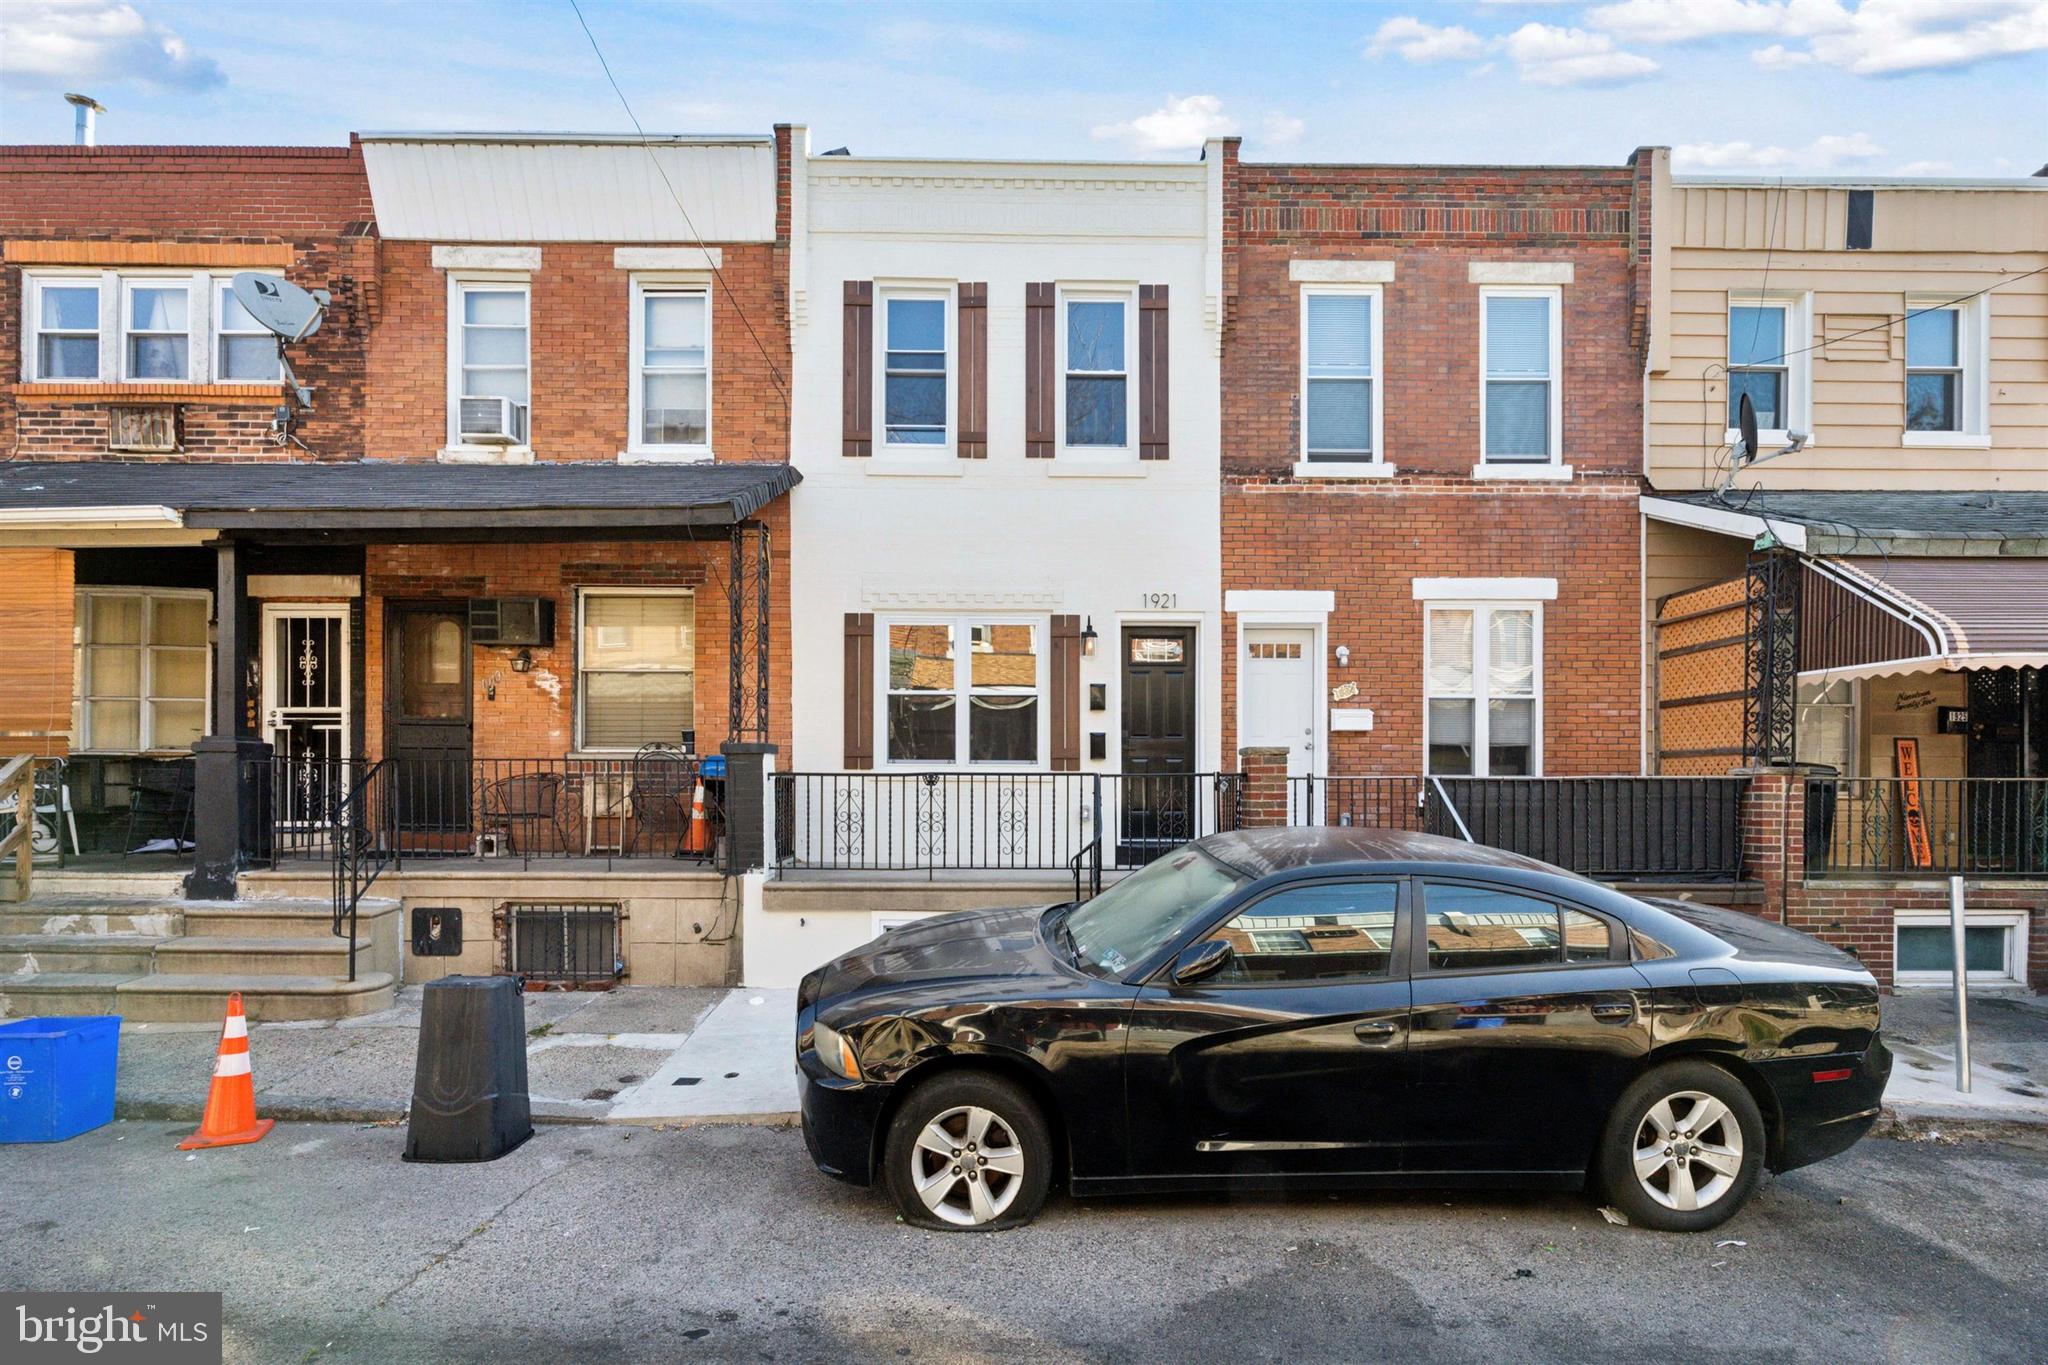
[815,903,1064,1002]
[1642,898,1873,976]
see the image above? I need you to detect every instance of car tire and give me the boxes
[882,1071,1052,1232]
[1597,1059,1766,1233]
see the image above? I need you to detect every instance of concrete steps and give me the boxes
[0,887,403,1023]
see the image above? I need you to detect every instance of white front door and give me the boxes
[261,605,350,825]
[1243,627,1318,807]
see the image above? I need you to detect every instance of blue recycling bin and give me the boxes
[0,1016,120,1143]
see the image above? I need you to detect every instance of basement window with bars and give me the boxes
[504,901,623,986]
[576,590,695,752]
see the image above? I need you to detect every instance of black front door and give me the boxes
[1121,627,1196,863]
[386,603,472,834]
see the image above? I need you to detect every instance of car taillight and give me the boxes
[1812,1067,1853,1083]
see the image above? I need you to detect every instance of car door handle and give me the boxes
[1353,1020,1399,1042]
[1591,1003,1634,1021]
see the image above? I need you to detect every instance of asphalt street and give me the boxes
[3,1119,2044,1364]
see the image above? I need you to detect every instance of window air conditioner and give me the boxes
[459,396,529,445]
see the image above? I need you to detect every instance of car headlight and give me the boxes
[811,1020,862,1080]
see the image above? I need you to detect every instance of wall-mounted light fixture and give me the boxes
[1080,617,1098,658]
[1334,645,1350,668]
[511,648,534,674]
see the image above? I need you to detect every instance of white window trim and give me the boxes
[119,275,198,383]
[1893,909,2029,990]
[1299,282,1385,469]
[1477,284,1564,470]
[624,275,713,463]
[873,283,955,460]
[876,614,1049,769]
[213,274,283,384]
[1795,677,1860,777]
[572,587,696,755]
[1724,290,1815,448]
[73,586,213,754]
[1421,599,1544,777]
[22,270,105,383]
[444,272,533,459]
[1901,293,1991,447]
[1055,285,1139,463]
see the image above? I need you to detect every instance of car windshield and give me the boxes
[1061,845,1249,977]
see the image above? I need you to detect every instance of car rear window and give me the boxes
[1421,883,1611,972]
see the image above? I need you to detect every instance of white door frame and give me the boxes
[259,602,351,760]
[1228,590,1333,785]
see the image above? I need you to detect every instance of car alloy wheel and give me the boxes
[1631,1089,1745,1213]
[909,1104,1027,1227]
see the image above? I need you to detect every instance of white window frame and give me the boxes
[1477,284,1563,470]
[1724,290,1814,448]
[119,276,197,383]
[873,284,954,459]
[1795,677,1859,777]
[445,273,532,455]
[73,587,213,754]
[877,614,1049,769]
[20,269,286,387]
[23,271,105,382]
[213,274,283,384]
[1893,909,2028,990]
[572,587,696,755]
[624,275,712,462]
[1299,283,1385,472]
[1055,286,1139,462]
[1902,293,1991,447]
[1421,600,1544,777]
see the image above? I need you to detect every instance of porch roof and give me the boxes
[0,460,799,533]
[1800,556,2048,683]
[1643,490,2048,556]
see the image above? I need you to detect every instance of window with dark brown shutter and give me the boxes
[1139,284,1169,460]
[842,281,873,457]
[1025,282,1055,458]
[1049,614,1081,771]
[957,283,988,458]
[843,612,875,768]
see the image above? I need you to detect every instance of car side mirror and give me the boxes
[1172,938,1234,987]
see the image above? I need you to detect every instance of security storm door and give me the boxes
[262,605,349,827]
[1120,627,1196,864]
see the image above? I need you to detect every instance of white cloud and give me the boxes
[1366,17,1487,62]
[1592,0,2048,75]
[1672,131,1887,172]
[1586,0,1846,43]
[1751,42,1818,67]
[1091,94,1238,151]
[1261,111,1307,146]
[1501,23,1661,85]
[0,0,224,92]
[1894,158,1955,174]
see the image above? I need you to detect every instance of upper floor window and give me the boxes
[123,281,191,381]
[1302,288,1379,462]
[214,279,280,382]
[1901,297,1988,444]
[884,618,1041,765]
[1725,291,1811,442]
[881,291,949,450]
[1480,287,1560,464]
[1061,292,1132,452]
[630,282,710,456]
[32,278,101,380]
[1425,602,1540,776]
[449,279,530,448]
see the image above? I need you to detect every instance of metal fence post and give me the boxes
[1090,774,1103,897]
[1949,874,1972,1093]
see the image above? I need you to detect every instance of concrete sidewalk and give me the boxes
[1880,990,2048,1128]
[112,984,797,1127]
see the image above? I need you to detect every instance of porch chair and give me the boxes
[123,759,195,857]
[629,744,693,857]
[481,771,572,855]
[581,769,634,856]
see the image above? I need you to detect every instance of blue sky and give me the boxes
[3,1,2044,174]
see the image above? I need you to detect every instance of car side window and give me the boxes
[1420,882,1602,972]
[1201,881,1400,985]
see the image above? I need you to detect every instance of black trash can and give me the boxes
[404,975,533,1162]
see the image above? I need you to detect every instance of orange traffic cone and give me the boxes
[178,992,275,1150]
[683,777,711,856]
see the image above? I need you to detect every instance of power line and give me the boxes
[1742,263,2048,370]
[566,0,790,404]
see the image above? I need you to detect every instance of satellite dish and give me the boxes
[1736,391,1759,465]
[231,271,328,343]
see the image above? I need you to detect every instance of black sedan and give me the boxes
[796,828,1891,1233]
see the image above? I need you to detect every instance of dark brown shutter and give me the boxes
[1050,614,1081,772]
[1025,282,1055,458]
[842,281,873,457]
[1139,284,1169,460]
[843,612,875,769]
[957,282,988,458]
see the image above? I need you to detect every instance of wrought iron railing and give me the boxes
[773,772,1242,881]
[1807,776,2048,879]
[1293,775,1749,881]
[329,759,392,982]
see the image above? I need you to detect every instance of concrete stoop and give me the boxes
[0,889,401,1023]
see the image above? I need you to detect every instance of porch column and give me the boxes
[189,537,271,900]
[720,741,778,874]
[1236,746,1290,829]
[1735,765,1813,925]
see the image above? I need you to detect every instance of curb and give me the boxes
[114,1098,800,1129]
[1875,1104,2048,1144]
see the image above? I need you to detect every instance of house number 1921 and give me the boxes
[1139,592,1177,609]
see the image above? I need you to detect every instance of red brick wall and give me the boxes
[1221,149,1647,774]
[365,240,788,462]
[361,499,792,763]
[0,143,376,461]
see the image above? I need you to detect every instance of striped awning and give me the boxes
[1800,557,2048,681]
